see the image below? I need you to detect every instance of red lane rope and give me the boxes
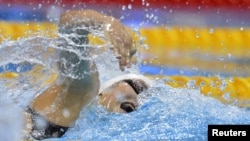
[1,0,249,9]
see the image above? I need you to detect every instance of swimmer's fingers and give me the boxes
[119,32,134,70]
[107,25,134,71]
[118,57,125,71]
[117,56,130,71]
[116,47,132,71]
[109,39,128,71]
[114,45,126,71]
[124,47,132,67]
[110,44,120,57]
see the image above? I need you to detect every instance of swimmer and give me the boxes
[22,10,150,140]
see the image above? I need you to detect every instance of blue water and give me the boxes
[1,34,250,141]
[52,82,249,141]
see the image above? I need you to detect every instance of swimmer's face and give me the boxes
[98,81,139,113]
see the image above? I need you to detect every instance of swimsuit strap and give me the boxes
[25,107,69,140]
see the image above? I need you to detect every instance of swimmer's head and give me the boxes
[98,74,151,113]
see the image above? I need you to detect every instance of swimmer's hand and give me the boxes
[59,10,136,71]
[105,20,136,71]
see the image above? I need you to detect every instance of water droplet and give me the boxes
[139,21,145,27]
[122,5,126,10]
[106,23,112,31]
[226,18,231,23]
[222,92,231,100]
[217,9,220,14]
[196,33,200,38]
[142,0,145,5]
[220,42,224,46]
[16,66,22,72]
[179,70,184,74]
[229,77,234,82]
[139,37,146,44]
[187,80,196,89]
[209,28,214,34]
[219,56,224,61]
[143,44,149,50]
[62,108,70,118]
[120,16,125,20]
[192,67,198,71]
[38,3,42,9]
[224,64,228,69]
[128,4,132,9]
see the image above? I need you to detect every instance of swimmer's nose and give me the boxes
[120,102,136,113]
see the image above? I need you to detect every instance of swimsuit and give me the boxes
[25,107,69,140]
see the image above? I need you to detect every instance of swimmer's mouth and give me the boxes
[120,102,136,113]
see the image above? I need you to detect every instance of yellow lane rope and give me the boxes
[139,26,250,58]
[162,75,250,108]
[138,26,250,76]
[1,22,249,56]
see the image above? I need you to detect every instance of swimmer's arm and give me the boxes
[59,9,112,27]
[59,9,135,70]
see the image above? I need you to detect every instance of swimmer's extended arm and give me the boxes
[59,9,135,70]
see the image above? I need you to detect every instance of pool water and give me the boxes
[58,82,250,141]
[0,34,250,141]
